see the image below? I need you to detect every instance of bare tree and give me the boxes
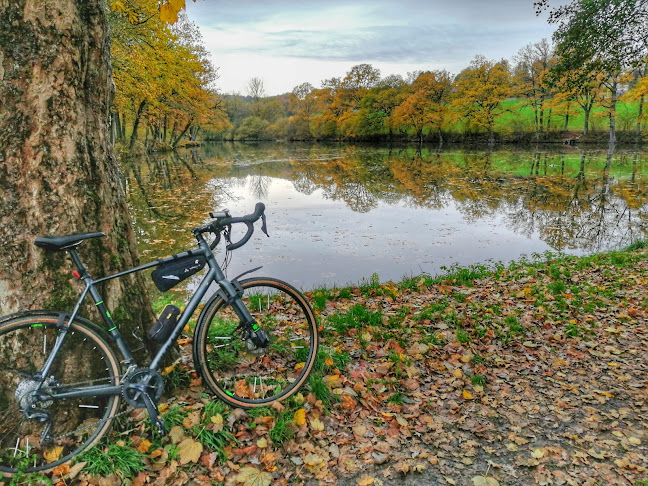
[247,77,266,102]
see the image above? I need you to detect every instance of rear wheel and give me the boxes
[194,277,319,408]
[0,313,121,473]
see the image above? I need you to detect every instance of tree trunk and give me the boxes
[608,81,617,145]
[636,95,644,144]
[171,118,194,149]
[113,112,122,141]
[129,100,147,151]
[583,107,591,135]
[120,112,126,139]
[0,1,154,341]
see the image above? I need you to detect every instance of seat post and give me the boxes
[68,248,87,276]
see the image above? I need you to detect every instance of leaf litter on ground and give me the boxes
[21,246,648,486]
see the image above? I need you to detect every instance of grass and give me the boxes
[327,304,383,334]
[269,410,295,445]
[79,441,146,477]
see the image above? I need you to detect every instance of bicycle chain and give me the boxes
[42,374,133,442]
[49,406,134,442]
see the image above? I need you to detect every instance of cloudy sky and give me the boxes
[184,0,560,96]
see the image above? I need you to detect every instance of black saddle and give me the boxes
[35,232,105,252]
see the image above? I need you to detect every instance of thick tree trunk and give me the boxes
[0,1,154,340]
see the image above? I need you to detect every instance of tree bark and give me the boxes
[0,1,154,341]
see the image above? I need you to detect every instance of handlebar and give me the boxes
[194,202,268,251]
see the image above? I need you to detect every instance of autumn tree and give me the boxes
[288,82,316,140]
[393,71,452,144]
[319,65,381,138]
[452,56,513,144]
[360,75,406,141]
[552,66,606,136]
[513,39,554,135]
[540,0,648,143]
[622,65,648,141]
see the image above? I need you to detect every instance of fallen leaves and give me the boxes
[177,438,203,465]
[235,466,272,486]
[63,246,648,486]
[293,408,306,426]
[43,446,64,463]
[472,477,500,486]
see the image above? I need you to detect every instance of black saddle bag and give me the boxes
[152,254,207,292]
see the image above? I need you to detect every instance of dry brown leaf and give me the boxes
[310,417,325,431]
[235,466,272,486]
[177,438,203,465]
[472,477,499,486]
[51,463,70,476]
[169,425,185,444]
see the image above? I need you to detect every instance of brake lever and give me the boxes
[261,213,269,237]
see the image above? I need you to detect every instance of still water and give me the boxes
[122,143,648,290]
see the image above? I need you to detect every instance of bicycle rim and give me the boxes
[0,315,120,473]
[195,278,319,408]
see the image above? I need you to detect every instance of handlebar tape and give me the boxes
[222,202,266,251]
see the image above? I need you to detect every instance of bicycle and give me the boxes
[0,202,319,474]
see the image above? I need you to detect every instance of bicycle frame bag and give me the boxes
[152,254,207,292]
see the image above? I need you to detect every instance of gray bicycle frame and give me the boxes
[39,231,255,401]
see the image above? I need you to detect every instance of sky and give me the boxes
[184,0,560,96]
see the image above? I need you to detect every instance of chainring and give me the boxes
[122,368,164,408]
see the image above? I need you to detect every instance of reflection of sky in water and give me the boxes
[213,176,556,290]
[126,145,648,291]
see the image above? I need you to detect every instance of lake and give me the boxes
[121,143,648,290]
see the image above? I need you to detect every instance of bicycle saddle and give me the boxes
[35,232,105,252]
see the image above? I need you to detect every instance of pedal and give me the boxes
[152,415,167,435]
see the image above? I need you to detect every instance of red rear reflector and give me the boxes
[72,270,81,279]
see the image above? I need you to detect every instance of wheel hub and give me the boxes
[245,328,270,356]
[15,378,52,412]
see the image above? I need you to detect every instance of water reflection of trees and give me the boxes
[121,151,231,258]
[122,144,648,256]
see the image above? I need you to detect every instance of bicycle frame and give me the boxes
[39,231,255,401]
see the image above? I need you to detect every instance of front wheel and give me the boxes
[194,277,319,408]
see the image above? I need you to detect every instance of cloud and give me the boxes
[186,0,557,94]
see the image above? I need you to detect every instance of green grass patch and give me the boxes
[79,441,146,478]
[327,304,383,333]
[269,410,295,445]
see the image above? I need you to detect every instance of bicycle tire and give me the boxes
[0,312,121,473]
[193,277,319,408]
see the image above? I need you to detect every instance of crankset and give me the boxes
[122,368,166,434]
[122,368,164,407]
